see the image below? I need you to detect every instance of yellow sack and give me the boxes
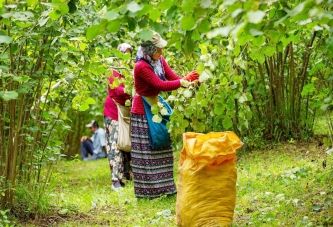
[176,132,243,227]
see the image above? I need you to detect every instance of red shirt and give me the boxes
[131,57,182,115]
[103,70,131,121]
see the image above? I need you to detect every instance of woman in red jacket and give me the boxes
[131,31,198,198]
[104,43,132,191]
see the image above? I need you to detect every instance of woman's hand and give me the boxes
[180,79,192,87]
[183,70,199,82]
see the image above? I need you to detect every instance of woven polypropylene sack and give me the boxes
[176,132,243,227]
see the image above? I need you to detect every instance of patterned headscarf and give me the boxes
[117,43,132,53]
[136,45,166,81]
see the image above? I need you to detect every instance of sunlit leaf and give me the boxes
[222,117,233,129]
[207,26,232,38]
[180,15,196,31]
[38,17,49,27]
[86,24,101,41]
[184,90,193,98]
[149,10,161,21]
[107,20,121,32]
[312,204,321,212]
[158,0,173,10]
[85,97,96,104]
[58,4,69,15]
[127,1,143,13]
[49,10,61,20]
[26,0,38,6]
[138,30,153,41]
[1,90,18,101]
[152,114,162,123]
[200,0,211,8]
[247,10,266,24]
[105,10,119,20]
[0,35,13,44]
[199,70,211,82]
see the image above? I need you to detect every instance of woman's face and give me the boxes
[152,48,162,60]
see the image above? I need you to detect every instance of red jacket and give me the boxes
[131,57,181,115]
[104,70,131,121]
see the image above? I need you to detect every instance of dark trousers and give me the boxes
[81,140,94,159]
[80,140,107,161]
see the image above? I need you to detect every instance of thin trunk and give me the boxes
[296,31,317,121]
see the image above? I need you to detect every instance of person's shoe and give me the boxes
[111,181,123,192]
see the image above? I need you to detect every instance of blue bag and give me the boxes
[142,96,172,149]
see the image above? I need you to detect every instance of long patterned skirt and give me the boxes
[104,117,132,182]
[131,113,177,199]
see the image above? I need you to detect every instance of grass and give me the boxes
[18,142,333,227]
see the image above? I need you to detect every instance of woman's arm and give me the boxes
[135,61,181,91]
[108,70,128,96]
[161,57,182,81]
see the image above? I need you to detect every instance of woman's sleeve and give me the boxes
[135,62,181,91]
[161,57,182,81]
[108,71,127,96]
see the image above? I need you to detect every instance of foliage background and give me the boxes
[0,0,332,219]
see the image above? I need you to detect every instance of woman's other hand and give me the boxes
[180,79,192,87]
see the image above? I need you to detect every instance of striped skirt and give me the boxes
[131,113,177,199]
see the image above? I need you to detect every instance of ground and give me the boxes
[19,142,332,227]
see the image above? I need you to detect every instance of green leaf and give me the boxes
[127,17,137,31]
[289,2,306,17]
[1,91,18,101]
[222,117,233,129]
[263,46,276,57]
[180,15,196,31]
[183,37,195,55]
[29,126,39,133]
[198,19,210,33]
[86,24,100,41]
[232,75,243,83]
[138,30,153,41]
[181,0,195,11]
[49,10,61,20]
[0,35,13,44]
[152,114,162,123]
[160,107,168,115]
[58,4,69,15]
[301,83,316,96]
[247,10,266,24]
[196,64,205,74]
[127,1,143,13]
[38,17,49,27]
[184,90,193,98]
[207,26,232,38]
[158,0,173,10]
[252,36,265,47]
[200,0,212,8]
[149,10,161,21]
[214,103,224,115]
[250,29,263,36]
[199,70,211,82]
[107,20,121,32]
[79,103,89,111]
[0,53,8,59]
[312,204,321,212]
[105,10,119,20]
[151,104,159,114]
[42,111,51,119]
[26,0,38,6]
[85,97,96,104]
